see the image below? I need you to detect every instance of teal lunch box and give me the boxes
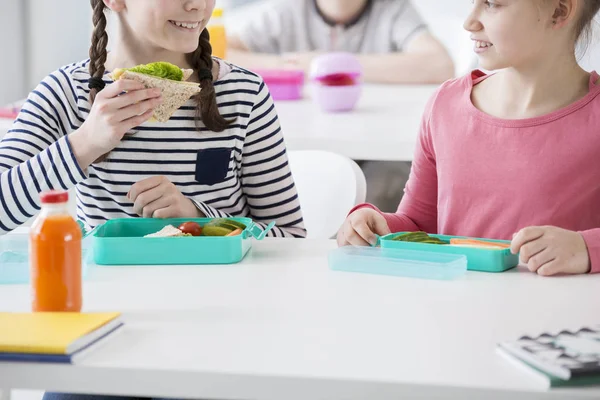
[379,232,519,273]
[89,217,274,266]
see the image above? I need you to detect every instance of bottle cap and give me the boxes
[40,190,69,204]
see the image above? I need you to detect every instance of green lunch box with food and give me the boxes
[88,217,275,265]
[379,231,519,272]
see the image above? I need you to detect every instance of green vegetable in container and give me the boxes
[392,231,448,245]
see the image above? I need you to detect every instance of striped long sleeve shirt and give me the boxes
[0,58,306,238]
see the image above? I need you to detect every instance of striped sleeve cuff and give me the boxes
[0,136,88,233]
[63,135,88,181]
[190,199,229,219]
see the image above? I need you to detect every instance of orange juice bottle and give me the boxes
[207,8,227,59]
[30,190,82,312]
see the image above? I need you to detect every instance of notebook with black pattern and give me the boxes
[498,325,600,387]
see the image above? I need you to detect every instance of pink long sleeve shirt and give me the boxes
[356,70,600,273]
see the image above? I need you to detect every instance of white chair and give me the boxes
[288,150,366,239]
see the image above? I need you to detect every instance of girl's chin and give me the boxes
[161,44,201,56]
[478,59,508,72]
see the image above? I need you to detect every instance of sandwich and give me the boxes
[143,224,191,238]
[110,62,201,123]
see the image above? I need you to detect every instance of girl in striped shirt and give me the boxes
[0,0,306,239]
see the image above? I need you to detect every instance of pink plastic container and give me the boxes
[310,53,363,112]
[254,69,305,101]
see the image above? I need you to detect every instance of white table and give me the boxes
[1,237,600,400]
[276,85,437,162]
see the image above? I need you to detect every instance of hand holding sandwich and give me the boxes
[70,79,162,169]
[69,62,201,170]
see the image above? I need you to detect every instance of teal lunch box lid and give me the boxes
[329,245,467,280]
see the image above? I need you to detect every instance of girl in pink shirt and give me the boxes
[337,0,600,276]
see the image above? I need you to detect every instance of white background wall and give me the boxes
[411,1,475,76]
[0,1,26,105]
[0,0,91,105]
[25,0,92,90]
[578,19,600,71]
[0,0,598,106]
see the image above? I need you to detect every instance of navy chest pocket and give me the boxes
[194,148,232,185]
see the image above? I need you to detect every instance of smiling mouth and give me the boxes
[169,20,201,30]
[474,40,493,49]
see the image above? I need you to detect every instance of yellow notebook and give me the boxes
[0,312,122,356]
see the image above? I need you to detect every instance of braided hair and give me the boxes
[88,0,233,138]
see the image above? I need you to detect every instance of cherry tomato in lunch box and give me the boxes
[178,222,202,236]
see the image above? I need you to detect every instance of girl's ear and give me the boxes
[103,0,125,12]
[551,0,576,28]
